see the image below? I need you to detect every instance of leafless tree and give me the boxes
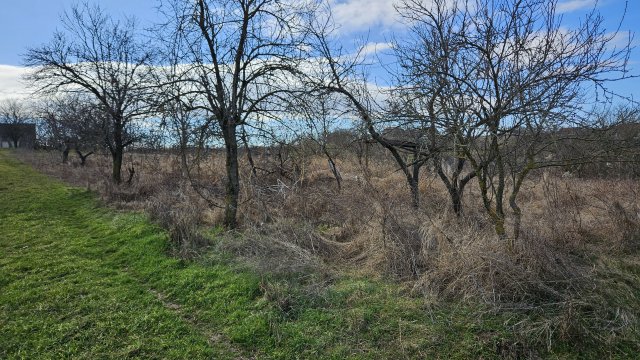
[155,69,214,178]
[287,91,348,190]
[394,0,633,242]
[391,1,483,215]
[37,94,103,165]
[159,0,317,228]
[25,2,155,183]
[306,13,429,207]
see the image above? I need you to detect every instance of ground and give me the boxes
[2,150,638,359]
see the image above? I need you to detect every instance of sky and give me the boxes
[0,0,638,102]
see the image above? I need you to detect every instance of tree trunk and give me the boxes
[180,149,189,178]
[449,188,463,215]
[509,194,521,249]
[112,148,123,184]
[509,160,533,247]
[327,156,342,190]
[444,173,474,216]
[111,119,125,184]
[126,165,135,184]
[410,152,421,208]
[323,146,342,191]
[223,125,240,229]
[409,177,420,208]
[179,135,189,178]
[494,216,507,239]
[62,146,70,164]
[240,126,257,179]
[76,149,93,166]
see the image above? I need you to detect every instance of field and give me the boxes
[2,149,640,358]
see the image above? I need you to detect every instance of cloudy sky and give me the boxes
[0,0,638,101]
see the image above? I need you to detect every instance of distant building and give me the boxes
[0,124,36,149]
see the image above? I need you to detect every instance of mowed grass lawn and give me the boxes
[0,150,507,359]
[6,150,634,359]
[0,151,249,359]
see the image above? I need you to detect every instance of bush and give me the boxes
[147,184,209,258]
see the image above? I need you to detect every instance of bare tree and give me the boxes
[160,0,316,228]
[156,70,213,178]
[306,14,430,207]
[287,91,348,190]
[25,2,155,183]
[395,0,633,241]
[391,0,483,215]
[37,94,103,165]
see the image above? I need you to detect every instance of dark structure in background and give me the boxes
[0,124,36,149]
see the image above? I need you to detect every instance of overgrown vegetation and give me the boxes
[2,0,640,358]
[0,151,540,358]
[8,141,640,357]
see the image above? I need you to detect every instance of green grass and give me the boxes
[1,150,638,359]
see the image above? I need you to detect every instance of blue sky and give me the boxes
[0,0,638,101]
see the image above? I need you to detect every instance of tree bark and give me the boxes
[111,118,125,184]
[328,156,342,191]
[449,188,463,215]
[410,151,421,208]
[223,125,240,229]
[112,148,123,184]
[76,149,93,166]
[435,157,474,216]
[240,126,257,179]
[409,177,420,208]
[62,145,70,164]
[180,148,189,178]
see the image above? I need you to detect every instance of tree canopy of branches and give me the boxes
[286,91,350,190]
[37,94,104,164]
[306,13,432,207]
[25,2,155,183]
[392,0,633,240]
[159,0,316,228]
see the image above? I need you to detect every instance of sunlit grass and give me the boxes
[1,150,638,359]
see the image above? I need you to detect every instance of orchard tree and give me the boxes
[38,94,103,165]
[394,0,633,241]
[306,12,432,207]
[160,0,317,228]
[25,2,155,183]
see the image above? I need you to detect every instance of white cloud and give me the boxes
[359,42,393,56]
[329,0,602,30]
[557,0,597,13]
[0,65,32,101]
[604,31,636,50]
[330,0,404,33]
